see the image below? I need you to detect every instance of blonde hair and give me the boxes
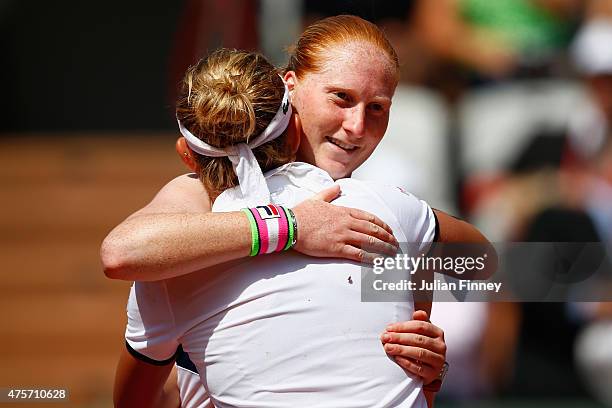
[176,49,293,196]
[287,15,400,80]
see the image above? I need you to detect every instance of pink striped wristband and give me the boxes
[245,204,296,256]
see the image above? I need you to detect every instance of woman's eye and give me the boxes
[369,103,385,113]
[335,92,349,101]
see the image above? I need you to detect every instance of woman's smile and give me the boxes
[325,136,359,152]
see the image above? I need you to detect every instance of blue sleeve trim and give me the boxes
[175,345,199,375]
[432,208,440,243]
[125,340,178,366]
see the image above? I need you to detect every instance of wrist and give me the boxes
[242,205,297,256]
[423,361,449,393]
[423,380,442,393]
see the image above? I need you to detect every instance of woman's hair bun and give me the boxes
[175,49,292,196]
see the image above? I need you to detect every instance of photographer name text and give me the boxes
[372,278,502,293]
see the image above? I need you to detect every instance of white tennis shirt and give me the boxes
[125,162,436,408]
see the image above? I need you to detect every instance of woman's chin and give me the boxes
[318,160,353,181]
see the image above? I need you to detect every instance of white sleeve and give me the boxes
[125,281,181,364]
[395,187,437,254]
[367,183,438,254]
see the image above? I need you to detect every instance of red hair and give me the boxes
[286,15,400,80]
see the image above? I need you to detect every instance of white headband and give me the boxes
[177,81,292,206]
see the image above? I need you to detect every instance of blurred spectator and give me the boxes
[565,16,612,395]
[464,12,612,402]
[468,130,569,241]
[565,7,612,246]
[414,0,582,83]
[569,16,612,164]
[407,0,586,220]
[510,208,601,398]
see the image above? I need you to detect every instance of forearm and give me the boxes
[102,211,251,281]
[158,366,181,408]
[433,209,487,244]
[101,183,399,281]
[432,209,498,280]
[424,390,435,408]
[114,347,175,408]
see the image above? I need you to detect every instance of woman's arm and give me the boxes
[114,347,177,408]
[101,176,399,281]
[101,174,251,281]
[431,209,498,280]
[160,366,181,408]
[381,209,496,399]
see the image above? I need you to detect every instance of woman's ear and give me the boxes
[175,137,198,172]
[284,71,297,92]
[284,71,300,155]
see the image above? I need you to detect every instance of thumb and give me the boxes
[312,184,341,202]
[412,310,430,322]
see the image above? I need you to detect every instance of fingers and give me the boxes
[346,208,395,237]
[412,310,430,322]
[346,231,398,258]
[384,342,445,367]
[349,219,399,250]
[381,332,446,356]
[382,319,447,382]
[291,198,401,264]
[394,356,439,383]
[385,320,444,340]
[339,246,382,265]
[312,185,341,202]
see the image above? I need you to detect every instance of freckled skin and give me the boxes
[285,42,398,180]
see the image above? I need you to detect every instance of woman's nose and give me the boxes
[343,104,366,137]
